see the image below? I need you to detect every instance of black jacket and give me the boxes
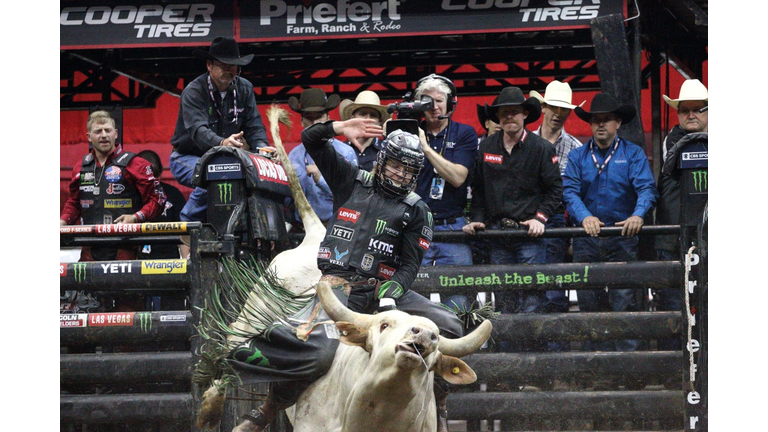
[302,122,433,293]
[469,130,563,224]
[170,73,268,157]
[655,132,708,253]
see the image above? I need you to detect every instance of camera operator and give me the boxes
[408,75,479,309]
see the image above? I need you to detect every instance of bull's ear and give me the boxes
[336,322,368,348]
[433,353,477,385]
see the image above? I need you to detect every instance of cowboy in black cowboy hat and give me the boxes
[169,36,269,225]
[288,88,342,127]
[463,87,563,351]
[485,86,542,126]
[562,92,657,364]
[573,93,636,150]
[477,98,500,142]
[574,92,636,125]
[192,36,254,93]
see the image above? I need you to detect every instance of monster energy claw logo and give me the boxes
[218,182,232,203]
[692,170,708,192]
[73,263,87,282]
[427,212,433,227]
[138,312,152,333]
[375,219,387,235]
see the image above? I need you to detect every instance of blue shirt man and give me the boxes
[563,93,658,356]
[287,140,357,224]
[286,88,358,227]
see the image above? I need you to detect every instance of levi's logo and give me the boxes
[552,155,559,165]
[418,238,430,250]
[338,208,360,223]
[484,153,503,164]
[378,264,396,279]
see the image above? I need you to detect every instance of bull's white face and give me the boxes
[366,310,441,371]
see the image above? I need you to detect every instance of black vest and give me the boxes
[78,151,143,225]
[318,171,422,280]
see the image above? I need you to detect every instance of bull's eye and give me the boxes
[380,322,389,332]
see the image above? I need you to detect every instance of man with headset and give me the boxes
[413,74,479,312]
[169,36,270,223]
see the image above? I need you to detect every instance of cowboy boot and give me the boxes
[232,399,279,432]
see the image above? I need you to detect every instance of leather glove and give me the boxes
[377,280,404,300]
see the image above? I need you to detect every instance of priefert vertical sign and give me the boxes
[677,134,708,431]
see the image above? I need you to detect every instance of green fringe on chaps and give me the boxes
[193,257,315,392]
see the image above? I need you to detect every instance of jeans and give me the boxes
[541,213,570,351]
[487,229,547,352]
[573,235,642,352]
[170,151,207,223]
[655,249,683,350]
[421,219,474,311]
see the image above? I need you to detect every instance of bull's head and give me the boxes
[316,281,491,384]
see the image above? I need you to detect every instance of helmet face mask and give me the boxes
[375,130,424,198]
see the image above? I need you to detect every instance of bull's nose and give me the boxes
[410,327,438,343]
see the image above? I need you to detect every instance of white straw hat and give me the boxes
[529,80,584,110]
[663,79,708,110]
[340,91,390,121]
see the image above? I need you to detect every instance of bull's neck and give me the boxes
[344,370,433,431]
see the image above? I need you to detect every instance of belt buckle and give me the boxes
[500,218,519,229]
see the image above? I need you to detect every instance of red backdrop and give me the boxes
[60,60,706,208]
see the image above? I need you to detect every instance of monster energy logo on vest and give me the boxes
[692,171,707,192]
[137,312,152,333]
[73,263,87,282]
[375,219,387,235]
[218,182,232,203]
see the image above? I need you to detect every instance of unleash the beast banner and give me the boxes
[61,0,626,49]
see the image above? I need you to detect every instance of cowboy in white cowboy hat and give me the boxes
[661,79,708,160]
[530,80,585,175]
[529,80,586,360]
[338,90,389,171]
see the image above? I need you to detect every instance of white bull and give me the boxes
[197,107,491,431]
[286,281,492,432]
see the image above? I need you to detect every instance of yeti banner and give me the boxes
[61,0,626,49]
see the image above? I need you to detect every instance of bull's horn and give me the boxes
[316,281,374,329]
[438,320,492,358]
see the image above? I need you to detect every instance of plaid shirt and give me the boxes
[534,127,583,176]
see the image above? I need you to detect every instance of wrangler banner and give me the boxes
[61,0,626,49]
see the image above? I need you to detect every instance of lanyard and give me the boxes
[207,75,238,123]
[589,137,619,174]
[427,120,453,174]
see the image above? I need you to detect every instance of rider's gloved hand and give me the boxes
[377,280,404,300]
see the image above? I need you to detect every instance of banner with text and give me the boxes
[61,0,626,49]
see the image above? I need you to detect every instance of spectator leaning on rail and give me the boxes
[338,90,389,171]
[169,36,270,223]
[463,86,563,353]
[562,93,658,389]
[412,74,479,312]
[529,80,585,357]
[234,118,464,432]
[60,110,166,261]
[654,79,708,355]
[286,88,358,229]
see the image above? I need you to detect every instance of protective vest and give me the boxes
[78,151,143,225]
[318,171,422,280]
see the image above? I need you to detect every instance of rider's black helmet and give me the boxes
[375,130,424,198]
